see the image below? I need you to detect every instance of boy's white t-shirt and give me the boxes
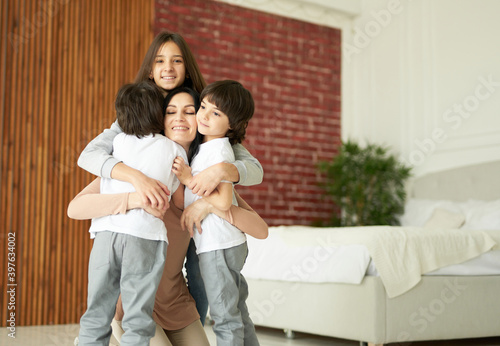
[185,137,246,254]
[89,133,187,242]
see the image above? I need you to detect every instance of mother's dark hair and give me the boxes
[163,87,203,162]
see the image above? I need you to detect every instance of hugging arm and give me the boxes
[173,156,233,212]
[67,178,166,220]
[230,191,268,239]
[77,120,123,178]
[187,143,263,197]
[180,191,268,239]
[77,120,170,209]
[67,178,128,219]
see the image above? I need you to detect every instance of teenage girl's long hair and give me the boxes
[135,31,206,94]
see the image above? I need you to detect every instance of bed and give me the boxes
[242,160,500,345]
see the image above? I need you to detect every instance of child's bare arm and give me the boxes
[202,182,233,211]
[77,120,170,209]
[188,143,264,197]
[180,190,268,238]
[112,162,170,209]
[173,156,233,210]
[172,157,193,186]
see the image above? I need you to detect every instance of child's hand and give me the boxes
[172,156,193,185]
[132,173,170,209]
[114,163,170,209]
[128,192,168,219]
[187,163,224,197]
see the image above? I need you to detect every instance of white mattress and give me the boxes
[243,227,500,285]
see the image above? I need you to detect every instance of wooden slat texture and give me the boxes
[1,0,154,326]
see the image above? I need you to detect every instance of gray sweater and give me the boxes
[77,120,263,186]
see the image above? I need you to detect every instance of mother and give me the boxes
[71,31,267,345]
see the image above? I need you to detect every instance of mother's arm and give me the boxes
[187,143,263,196]
[77,120,169,209]
[67,178,165,220]
[181,191,268,239]
[231,192,268,239]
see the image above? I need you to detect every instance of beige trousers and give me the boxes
[112,318,209,346]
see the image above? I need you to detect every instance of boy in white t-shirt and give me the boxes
[78,81,187,346]
[173,80,259,346]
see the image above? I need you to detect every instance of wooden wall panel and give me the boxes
[1,0,154,326]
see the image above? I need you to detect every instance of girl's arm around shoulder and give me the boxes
[232,143,263,186]
[77,122,169,209]
[77,120,123,178]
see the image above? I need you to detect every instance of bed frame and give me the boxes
[245,161,500,345]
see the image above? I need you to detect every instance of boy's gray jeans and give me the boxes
[78,231,167,346]
[199,242,259,346]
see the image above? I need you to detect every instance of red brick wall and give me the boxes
[155,0,341,226]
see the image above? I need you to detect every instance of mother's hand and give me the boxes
[180,199,214,237]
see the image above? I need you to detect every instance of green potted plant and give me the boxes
[317,140,412,227]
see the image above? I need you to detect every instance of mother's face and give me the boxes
[164,92,198,151]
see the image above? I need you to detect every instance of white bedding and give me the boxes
[242,230,371,284]
[366,249,500,276]
[243,225,500,298]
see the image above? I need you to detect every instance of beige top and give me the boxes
[67,178,268,330]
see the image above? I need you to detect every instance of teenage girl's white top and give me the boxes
[89,133,187,242]
[185,138,246,254]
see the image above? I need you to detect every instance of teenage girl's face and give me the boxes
[164,92,197,151]
[151,41,186,92]
[196,98,231,143]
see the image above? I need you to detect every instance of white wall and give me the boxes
[218,0,500,177]
[343,0,500,177]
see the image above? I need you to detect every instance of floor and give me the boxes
[2,323,500,346]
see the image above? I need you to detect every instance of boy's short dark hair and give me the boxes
[200,80,254,145]
[115,81,165,138]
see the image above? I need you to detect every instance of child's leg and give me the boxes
[185,238,209,325]
[78,231,121,345]
[198,243,253,346]
[119,235,167,346]
[236,245,259,346]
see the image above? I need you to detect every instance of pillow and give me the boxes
[424,208,465,229]
[400,199,461,227]
[462,199,500,230]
